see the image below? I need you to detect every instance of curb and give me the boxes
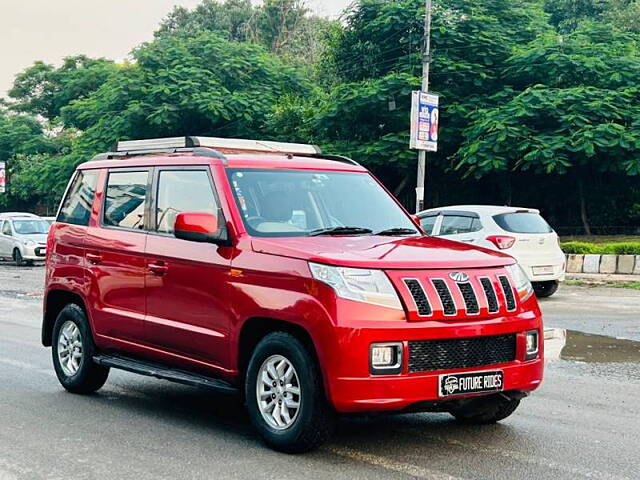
[564,254,640,276]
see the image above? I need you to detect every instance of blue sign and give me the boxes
[410,91,439,151]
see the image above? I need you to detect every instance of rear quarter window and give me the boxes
[57,170,100,226]
[493,212,553,234]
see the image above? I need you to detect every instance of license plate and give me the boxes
[438,370,504,397]
[533,265,554,275]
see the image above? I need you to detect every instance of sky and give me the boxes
[0,0,351,98]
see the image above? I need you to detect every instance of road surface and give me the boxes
[0,263,639,480]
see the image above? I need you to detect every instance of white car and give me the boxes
[0,215,50,265]
[417,205,566,297]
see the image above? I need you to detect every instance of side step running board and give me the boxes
[93,354,238,395]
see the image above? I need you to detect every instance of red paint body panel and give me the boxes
[45,152,544,413]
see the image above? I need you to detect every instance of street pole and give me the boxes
[415,0,432,213]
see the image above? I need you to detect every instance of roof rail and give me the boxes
[113,136,321,156]
[309,153,361,167]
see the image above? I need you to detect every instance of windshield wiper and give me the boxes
[309,226,373,236]
[374,227,418,236]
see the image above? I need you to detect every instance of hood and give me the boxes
[16,233,48,244]
[251,235,514,270]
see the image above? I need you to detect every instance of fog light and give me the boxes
[525,330,539,360]
[370,342,402,375]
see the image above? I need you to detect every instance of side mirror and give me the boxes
[411,215,422,228]
[174,212,228,244]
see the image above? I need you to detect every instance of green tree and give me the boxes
[61,33,310,153]
[456,24,640,233]
[8,56,118,122]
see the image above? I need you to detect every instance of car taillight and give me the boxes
[487,235,516,250]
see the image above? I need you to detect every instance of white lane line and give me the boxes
[327,446,466,480]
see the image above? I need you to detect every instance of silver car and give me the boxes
[0,215,50,265]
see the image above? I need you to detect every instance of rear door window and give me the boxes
[155,169,219,234]
[493,213,552,234]
[103,170,149,230]
[439,215,482,235]
[57,170,100,226]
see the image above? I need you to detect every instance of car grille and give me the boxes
[399,269,517,319]
[408,334,517,373]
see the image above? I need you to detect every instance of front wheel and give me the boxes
[245,332,335,453]
[13,249,25,266]
[449,393,521,424]
[533,280,559,298]
[52,304,109,394]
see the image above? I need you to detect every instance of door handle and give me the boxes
[86,253,102,264]
[148,261,168,275]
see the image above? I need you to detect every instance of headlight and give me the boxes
[24,240,36,247]
[505,263,533,302]
[309,262,402,310]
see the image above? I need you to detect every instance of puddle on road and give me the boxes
[544,328,640,363]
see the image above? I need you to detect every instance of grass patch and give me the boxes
[561,241,640,255]
[564,279,640,290]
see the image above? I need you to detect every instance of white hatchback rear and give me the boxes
[417,205,565,297]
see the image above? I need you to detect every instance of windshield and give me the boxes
[493,212,553,234]
[227,169,418,237]
[12,219,50,235]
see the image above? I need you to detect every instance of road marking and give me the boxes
[327,446,466,480]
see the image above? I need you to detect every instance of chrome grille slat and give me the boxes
[499,275,517,311]
[431,279,456,316]
[457,282,479,315]
[403,279,432,316]
[480,277,499,314]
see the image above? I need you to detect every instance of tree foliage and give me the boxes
[1,0,639,231]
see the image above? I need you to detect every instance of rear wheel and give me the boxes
[533,280,559,298]
[449,393,521,424]
[245,332,335,453]
[52,304,109,393]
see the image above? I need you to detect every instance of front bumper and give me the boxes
[21,244,47,260]
[320,298,544,413]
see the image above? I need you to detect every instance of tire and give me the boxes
[450,393,521,424]
[51,304,109,394]
[245,332,335,453]
[532,280,559,298]
[13,249,24,266]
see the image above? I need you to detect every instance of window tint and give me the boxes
[420,215,437,234]
[103,171,148,230]
[2,221,11,235]
[57,170,99,226]
[156,170,218,234]
[227,169,417,237]
[439,215,482,235]
[493,212,552,234]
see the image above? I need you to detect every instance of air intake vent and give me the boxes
[480,277,499,313]
[403,279,432,316]
[408,334,517,372]
[499,275,516,311]
[457,282,479,315]
[432,279,456,315]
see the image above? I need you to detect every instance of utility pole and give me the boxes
[415,0,432,213]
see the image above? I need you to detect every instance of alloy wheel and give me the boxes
[256,354,302,430]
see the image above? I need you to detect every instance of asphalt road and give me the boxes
[1,263,639,480]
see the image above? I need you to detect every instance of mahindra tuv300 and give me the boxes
[43,137,543,452]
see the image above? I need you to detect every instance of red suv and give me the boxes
[43,136,543,452]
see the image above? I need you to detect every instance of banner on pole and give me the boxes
[0,161,6,193]
[410,91,439,151]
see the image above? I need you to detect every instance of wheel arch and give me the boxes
[42,289,88,347]
[237,317,321,381]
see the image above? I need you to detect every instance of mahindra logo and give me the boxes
[449,272,469,283]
